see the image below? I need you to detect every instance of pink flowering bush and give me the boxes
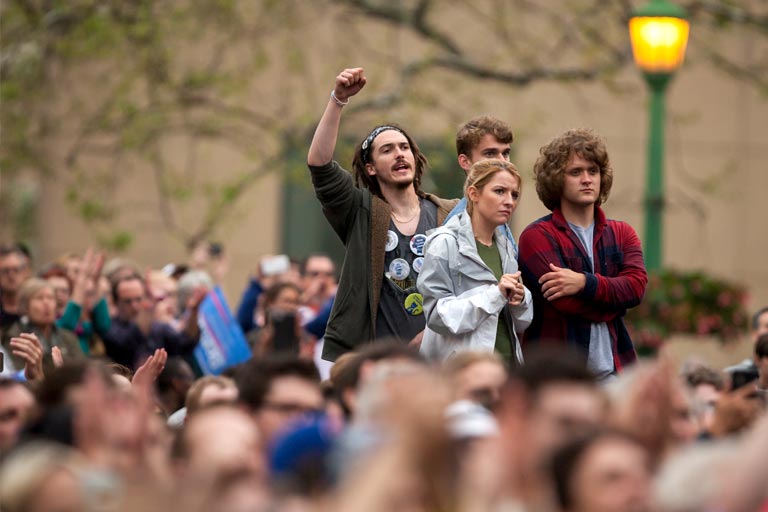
[625,270,749,355]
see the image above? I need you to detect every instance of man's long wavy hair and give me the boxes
[352,124,428,200]
[533,128,613,212]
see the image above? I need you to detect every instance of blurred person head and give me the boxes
[442,351,507,412]
[299,254,337,306]
[752,306,768,343]
[185,376,238,417]
[174,404,264,485]
[106,363,134,393]
[177,270,213,314]
[18,278,57,327]
[534,128,613,211]
[354,358,449,429]
[0,378,36,454]
[235,356,322,443]
[268,414,341,500]
[263,282,302,314]
[331,341,424,420]
[157,357,196,416]
[653,442,736,512]
[103,257,140,285]
[682,365,725,435]
[607,362,698,455]
[0,442,87,512]
[187,240,224,271]
[503,347,607,466]
[0,244,32,296]
[55,252,82,284]
[755,334,768,388]
[339,364,460,512]
[456,115,514,172]
[36,360,115,410]
[148,270,180,319]
[550,430,652,512]
[112,275,149,322]
[39,264,72,317]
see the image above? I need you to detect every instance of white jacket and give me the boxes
[416,212,533,362]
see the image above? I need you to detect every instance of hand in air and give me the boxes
[334,68,367,103]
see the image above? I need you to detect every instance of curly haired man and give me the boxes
[518,129,648,380]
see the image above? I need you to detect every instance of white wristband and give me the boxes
[330,90,349,107]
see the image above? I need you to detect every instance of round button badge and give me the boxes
[404,293,424,316]
[412,256,424,273]
[389,258,410,280]
[410,234,427,256]
[385,230,398,252]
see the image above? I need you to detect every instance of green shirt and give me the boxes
[475,238,512,361]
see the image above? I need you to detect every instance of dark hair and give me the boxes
[456,115,514,157]
[752,307,768,330]
[36,361,114,408]
[111,274,145,304]
[157,357,193,395]
[509,345,596,398]
[755,333,768,359]
[550,430,646,511]
[683,365,725,391]
[351,124,429,200]
[0,242,31,261]
[332,340,424,394]
[105,362,134,380]
[263,282,301,310]
[235,355,320,412]
[330,340,424,420]
[533,128,613,211]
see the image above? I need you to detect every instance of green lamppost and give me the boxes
[629,0,690,273]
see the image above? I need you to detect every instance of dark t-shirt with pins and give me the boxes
[376,198,437,342]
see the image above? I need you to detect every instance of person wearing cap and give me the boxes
[307,67,458,361]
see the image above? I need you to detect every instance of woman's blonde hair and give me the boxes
[464,159,522,216]
[17,277,53,315]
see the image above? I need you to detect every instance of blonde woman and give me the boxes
[417,160,533,364]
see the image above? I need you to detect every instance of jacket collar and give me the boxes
[442,212,512,271]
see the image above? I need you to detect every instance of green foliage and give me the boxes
[625,270,749,352]
[1,0,766,249]
[98,231,134,252]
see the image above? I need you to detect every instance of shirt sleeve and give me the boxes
[518,223,627,322]
[235,278,263,334]
[56,301,82,331]
[308,161,363,243]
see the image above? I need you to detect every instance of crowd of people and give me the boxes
[1,66,767,512]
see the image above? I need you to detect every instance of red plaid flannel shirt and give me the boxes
[518,206,647,372]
